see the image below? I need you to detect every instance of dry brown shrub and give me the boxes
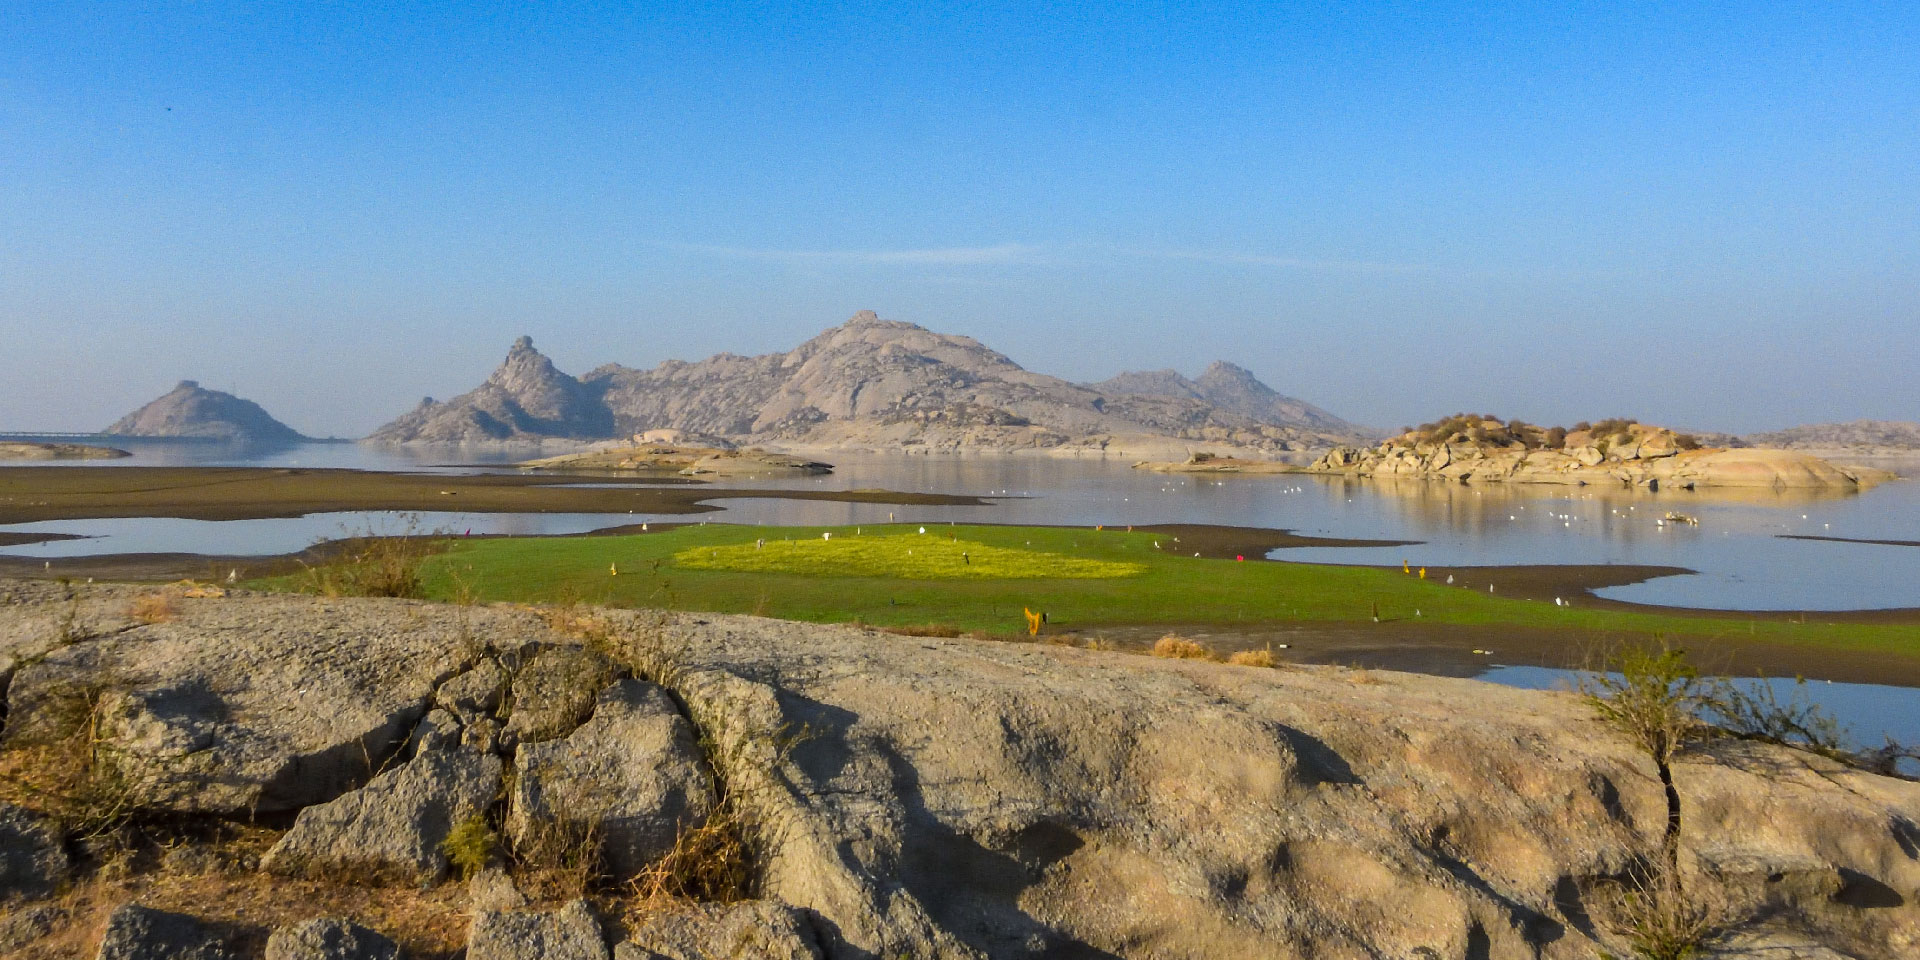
[1345,665,1382,685]
[1593,867,1730,960]
[1227,648,1279,668]
[126,592,179,624]
[1151,634,1217,661]
[630,803,752,906]
[0,683,149,842]
[510,815,606,901]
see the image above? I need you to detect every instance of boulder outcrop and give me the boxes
[0,583,1915,958]
[1310,418,1893,491]
[508,679,716,879]
[261,743,504,883]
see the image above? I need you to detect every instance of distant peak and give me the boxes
[1200,361,1255,379]
[176,380,200,391]
[846,310,881,325]
[510,335,536,352]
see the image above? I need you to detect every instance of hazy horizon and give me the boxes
[5,3,1916,437]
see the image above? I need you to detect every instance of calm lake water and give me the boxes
[1481,665,1920,775]
[5,440,1918,615]
[5,440,1918,729]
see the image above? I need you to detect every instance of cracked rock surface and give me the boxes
[508,678,716,879]
[262,743,504,884]
[1,584,1917,959]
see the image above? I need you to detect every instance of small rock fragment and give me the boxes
[94,903,235,960]
[0,801,69,900]
[264,917,401,960]
[615,900,822,960]
[467,900,607,960]
[468,866,528,913]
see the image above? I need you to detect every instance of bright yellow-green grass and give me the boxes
[256,523,1919,656]
[673,533,1144,580]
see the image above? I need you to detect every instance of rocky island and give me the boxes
[1306,415,1894,490]
[105,381,310,445]
[1,580,1916,958]
[0,442,130,461]
[520,443,833,477]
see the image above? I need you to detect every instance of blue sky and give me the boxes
[2,1,1915,435]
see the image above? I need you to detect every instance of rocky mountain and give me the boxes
[1092,361,1365,436]
[1745,419,1920,451]
[369,336,612,444]
[105,380,307,443]
[368,312,1364,453]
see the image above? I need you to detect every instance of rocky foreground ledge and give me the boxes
[2,581,1917,958]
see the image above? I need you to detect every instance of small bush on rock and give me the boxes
[441,812,499,882]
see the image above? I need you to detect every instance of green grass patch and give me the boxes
[673,532,1143,580]
[254,523,1920,657]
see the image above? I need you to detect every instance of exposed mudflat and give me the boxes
[0,466,987,523]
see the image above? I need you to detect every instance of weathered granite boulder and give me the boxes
[94,903,234,960]
[1,591,540,814]
[504,646,617,744]
[437,660,509,723]
[263,918,401,960]
[508,679,715,879]
[262,744,503,884]
[1,586,1916,959]
[637,612,1920,960]
[615,901,821,960]
[467,901,607,960]
[0,801,69,900]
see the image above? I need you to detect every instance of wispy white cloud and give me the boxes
[672,240,1529,278]
[674,242,1042,266]
[1117,247,1450,276]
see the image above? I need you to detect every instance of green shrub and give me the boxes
[441,812,499,881]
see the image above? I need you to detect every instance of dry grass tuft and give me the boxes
[126,592,180,624]
[1594,867,1729,960]
[1151,634,1218,661]
[630,803,752,906]
[1227,648,1280,668]
[0,682,151,843]
[510,815,606,901]
[299,518,442,599]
